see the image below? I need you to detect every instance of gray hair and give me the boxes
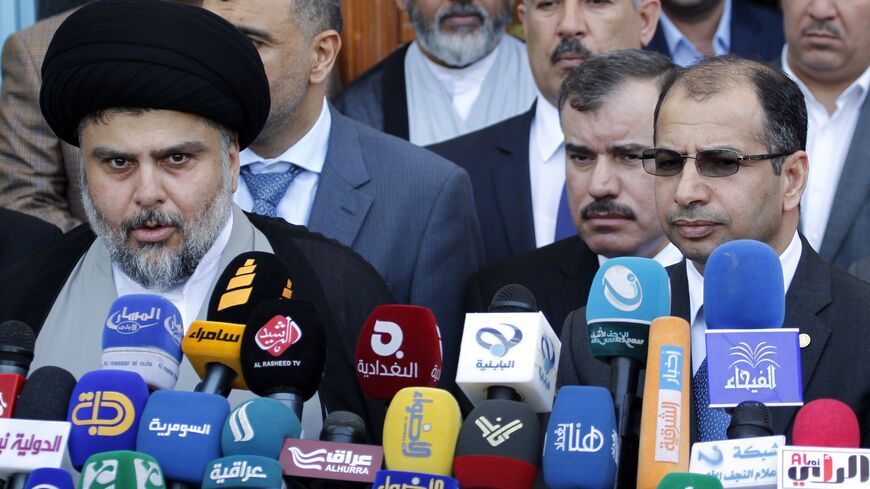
[291,0,342,37]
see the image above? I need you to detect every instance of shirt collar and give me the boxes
[781,45,870,113]
[413,36,501,97]
[531,94,564,162]
[686,231,803,326]
[239,98,332,174]
[659,0,732,61]
[597,242,684,268]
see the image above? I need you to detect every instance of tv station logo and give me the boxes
[254,315,302,357]
[70,391,135,437]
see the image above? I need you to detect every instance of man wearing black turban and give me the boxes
[0,0,394,440]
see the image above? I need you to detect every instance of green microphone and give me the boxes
[80,450,166,489]
[656,473,723,489]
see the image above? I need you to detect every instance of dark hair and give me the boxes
[558,49,676,113]
[293,0,342,36]
[652,56,807,175]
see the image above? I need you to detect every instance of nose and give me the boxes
[587,157,620,200]
[133,163,167,209]
[557,1,587,39]
[807,0,837,20]
[672,160,712,209]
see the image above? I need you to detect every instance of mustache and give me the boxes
[550,37,592,64]
[800,19,842,39]
[665,205,730,225]
[580,198,636,221]
[122,208,184,236]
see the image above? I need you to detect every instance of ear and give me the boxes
[638,0,661,47]
[517,1,527,32]
[229,133,241,193]
[781,150,808,213]
[309,29,342,86]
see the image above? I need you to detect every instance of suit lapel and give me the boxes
[550,237,599,325]
[667,261,691,320]
[308,108,373,248]
[381,44,411,140]
[772,238,832,436]
[819,96,870,262]
[492,105,537,256]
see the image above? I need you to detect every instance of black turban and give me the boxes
[40,0,270,149]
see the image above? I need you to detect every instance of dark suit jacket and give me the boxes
[332,44,411,141]
[558,236,870,446]
[429,106,537,267]
[0,213,395,441]
[466,236,599,339]
[0,207,61,275]
[646,0,784,63]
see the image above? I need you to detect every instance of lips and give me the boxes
[672,220,719,239]
[440,13,482,29]
[130,224,176,243]
[553,52,586,69]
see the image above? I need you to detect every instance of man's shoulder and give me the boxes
[333,44,410,105]
[733,0,782,23]
[427,107,535,161]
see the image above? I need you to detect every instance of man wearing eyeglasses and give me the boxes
[559,56,870,445]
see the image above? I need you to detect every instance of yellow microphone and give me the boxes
[182,321,247,394]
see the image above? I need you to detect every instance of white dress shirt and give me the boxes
[597,242,684,269]
[658,0,732,67]
[529,95,566,248]
[782,48,870,252]
[234,99,332,226]
[412,41,498,122]
[113,212,234,332]
[686,232,802,374]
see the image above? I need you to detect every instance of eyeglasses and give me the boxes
[640,148,793,177]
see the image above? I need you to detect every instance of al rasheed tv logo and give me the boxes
[255,315,302,357]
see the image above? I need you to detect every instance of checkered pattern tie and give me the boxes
[241,164,302,217]
[694,357,732,441]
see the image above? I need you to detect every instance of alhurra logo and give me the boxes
[229,401,255,442]
[216,259,293,311]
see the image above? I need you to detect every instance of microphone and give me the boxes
[79,450,166,489]
[202,455,284,489]
[136,390,229,486]
[382,387,461,475]
[355,305,443,401]
[67,370,149,470]
[586,258,670,489]
[24,468,75,489]
[373,471,459,489]
[637,316,692,489]
[779,400,869,486]
[656,472,723,488]
[280,411,384,485]
[543,386,618,489]
[183,320,246,396]
[456,284,560,411]
[221,397,301,458]
[689,401,783,488]
[703,240,802,409]
[13,366,77,420]
[101,294,184,391]
[207,252,294,325]
[239,298,326,420]
[0,320,35,418]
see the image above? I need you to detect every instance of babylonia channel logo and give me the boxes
[475,323,523,357]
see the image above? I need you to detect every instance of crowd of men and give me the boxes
[1,0,870,444]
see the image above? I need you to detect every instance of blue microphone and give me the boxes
[703,240,802,409]
[202,455,284,489]
[24,468,75,489]
[543,386,618,489]
[137,390,229,485]
[373,470,459,489]
[102,294,184,391]
[221,397,301,458]
[67,370,149,470]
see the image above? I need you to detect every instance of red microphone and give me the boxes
[355,305,442,400]
[0,321,35,418]
[792,399,860,448]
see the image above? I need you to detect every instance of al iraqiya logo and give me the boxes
[476,323,523,357]
[255,315,302,357]
[371,320,404,358]
[228,400,256,442]
[602,265,643,312]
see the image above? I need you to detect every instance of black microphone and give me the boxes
[489,285,537,314]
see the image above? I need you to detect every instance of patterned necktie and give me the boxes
[554,185,575,241]
[240,164,302,217]
[694,357,732,441]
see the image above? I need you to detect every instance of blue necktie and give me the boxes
[694,357,732,441]
[240,164,302,217]
[554,185,575,241]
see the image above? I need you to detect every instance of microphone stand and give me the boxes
[611,357,642,489]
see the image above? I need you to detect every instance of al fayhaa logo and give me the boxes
[725,342,780,393]
[602,265,643,312]
[255,315,302,357]
[371,320,404,358]
[476,324,523,357]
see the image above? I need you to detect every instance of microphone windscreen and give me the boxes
[374,470,459,489]
[543,386,617,489]
[383,387,461,475]
[704,240,784,329]
[183,320,246,391]
[792,398,860,448]
[14,366,77,420]
[656,472,723,489]
[79,450,166,489]
[25,467,75,489]
[207,252,293,324]
[221,397,301,458]
[137,390,229,484]
[455,399,541,464]
[355,305,442,400]
[67,370,149,470]
[452,455,538,489]
[321,410,367,443]
[488,285,537,312]
[202,455,284,489]
[101,294,184,390]
[727,400,773,439]
[0,319,35,373]
[240,298,326,400]
[586,257,670,362]
[637,317,691,489]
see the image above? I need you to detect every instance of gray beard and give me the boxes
[409,1,511,68]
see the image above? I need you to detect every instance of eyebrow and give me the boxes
[235,24,276,44]
[89,141,209,161]
[565,143,648,154]
[565,143,594,154]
